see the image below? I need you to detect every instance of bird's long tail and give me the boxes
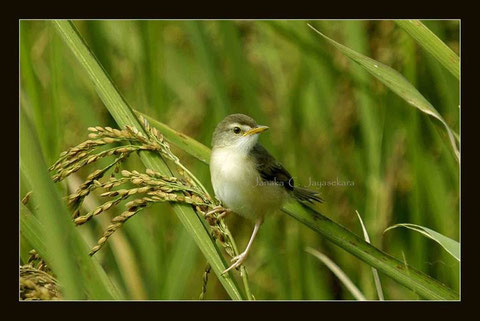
[292,187,323,204]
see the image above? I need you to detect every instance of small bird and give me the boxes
[210,114,322,274]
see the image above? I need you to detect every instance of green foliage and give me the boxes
[20,20,459,300]
[306,247,366,300]
[356,210,384,300]
[384,223,460,261]
[20,109,121,299]
[396,20,460,80]
[52,20,245,300]
[143,113,458,299]
[307,23,459,161]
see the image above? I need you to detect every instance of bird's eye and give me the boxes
[233,127,241,134]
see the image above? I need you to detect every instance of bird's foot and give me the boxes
[206,205,231,219]
[217,209,231,219]
[222,251,248,274]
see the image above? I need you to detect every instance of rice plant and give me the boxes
[20,19,459,300]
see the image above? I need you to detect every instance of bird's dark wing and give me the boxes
[248,143,294,191]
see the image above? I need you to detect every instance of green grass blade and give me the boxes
[307,23,459,162]
[135,111,211,165]
[306,247,366,301]
[356,210,384,300]
[137,111,459,300]
[20,108,121,300]
[283,202,458,300]
[20,203,47,257]
[52,20,244,300]
[396,20,459,80]
[384,223,460,261]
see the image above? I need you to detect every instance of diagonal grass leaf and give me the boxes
[384,223,460,261]
[307,23,459,162]
[306,247,366,300]
[396,20,459,80]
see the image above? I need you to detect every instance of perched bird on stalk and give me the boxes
[209,114,323,273]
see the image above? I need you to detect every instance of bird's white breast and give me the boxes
[210,146,287,221]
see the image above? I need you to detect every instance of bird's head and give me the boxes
[212,114,269,151]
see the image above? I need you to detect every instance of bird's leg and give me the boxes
[222,219,262,274]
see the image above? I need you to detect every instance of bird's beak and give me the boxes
[243,125,269,136]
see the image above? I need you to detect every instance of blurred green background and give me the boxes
[20,20,459,300]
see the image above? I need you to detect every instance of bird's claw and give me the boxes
[206,205,231,219]
[231,253,245,262]
[222,252,247,274]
